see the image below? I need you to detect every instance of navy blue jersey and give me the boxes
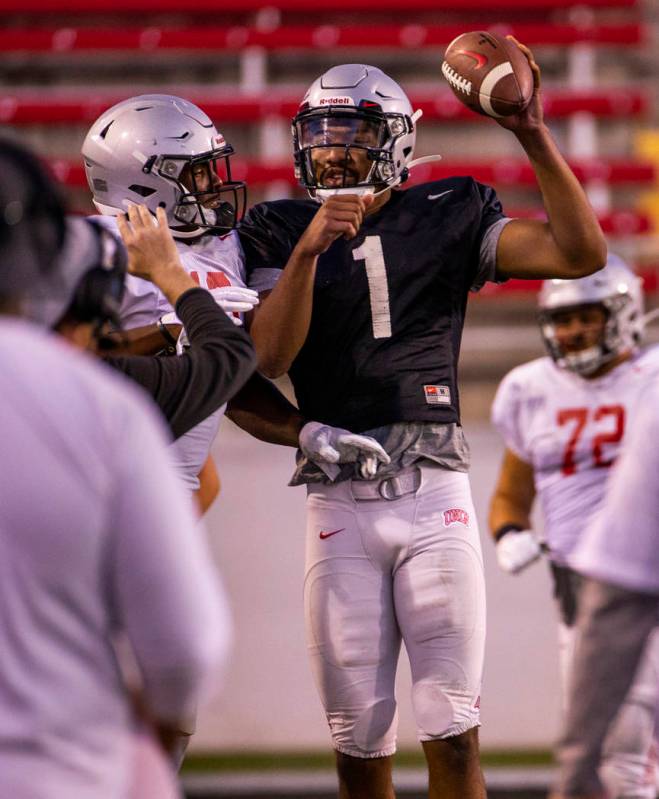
[239,177,506,432]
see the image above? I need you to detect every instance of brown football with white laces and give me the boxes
[441,31,534,118]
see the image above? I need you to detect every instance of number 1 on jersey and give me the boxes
[352,236,392,339]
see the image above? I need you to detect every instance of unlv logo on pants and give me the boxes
[443,508,469,527]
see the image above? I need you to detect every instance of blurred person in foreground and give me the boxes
[489,257,659,798]
[23,200,258,765]
[0,138,230,797]
[549,375,659,799]
[237,46,606,799]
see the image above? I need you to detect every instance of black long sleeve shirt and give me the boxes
[106,288,256,440]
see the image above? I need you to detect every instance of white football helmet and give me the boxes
[292,64,423,202]
[538,253,644,376]
[82,94,246,239]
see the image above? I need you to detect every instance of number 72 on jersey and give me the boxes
[558,405,625,476]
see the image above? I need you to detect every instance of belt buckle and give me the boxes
[377,467,421,501]
[378,477,397,501]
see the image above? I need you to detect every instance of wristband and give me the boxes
[157,316,178,353]
[494,523,524,543]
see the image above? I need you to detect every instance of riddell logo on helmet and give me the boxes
[443,508,470,527]
[213,135,226,147]
[319,97,354,105]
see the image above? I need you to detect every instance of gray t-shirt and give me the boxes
[291,420,470,485]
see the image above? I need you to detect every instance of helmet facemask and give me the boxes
[143,144,246,235]
[293,106,413,201]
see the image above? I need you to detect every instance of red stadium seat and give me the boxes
[482,268,659,295]
[1,90,648,125]
[507,209,652,236]
[0,24,643,53]
[0,0,639,11]
[50,158,657,188]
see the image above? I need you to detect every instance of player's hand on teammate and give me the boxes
[495,37,544,134]
[209,286,260,326]
[299,421,391,480]
[117,204,183,281]
[296,194,374,258]
[496,528,543,574]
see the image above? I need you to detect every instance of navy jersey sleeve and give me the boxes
[238,200,313,293]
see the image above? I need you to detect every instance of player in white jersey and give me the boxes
[550,376,659,799]
[82,94,389,510]
[489,255,659,798]
[82,94,259,501]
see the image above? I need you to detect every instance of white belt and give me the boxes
[350,466,422,502]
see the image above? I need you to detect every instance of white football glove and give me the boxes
[496,529,542,575]
[209,286,260,326]
[299,421,391,480]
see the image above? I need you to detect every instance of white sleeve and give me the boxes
[573,379,659,594]
[491,369,532,463]
[108,400,231,723]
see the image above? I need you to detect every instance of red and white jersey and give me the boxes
[492,346,659,567]
[90,215,248,328]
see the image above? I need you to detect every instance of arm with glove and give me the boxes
[227,378,390,478]
[488,447,543,574]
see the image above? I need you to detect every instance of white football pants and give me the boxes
[559,621,659,798]
[304,464,486,758]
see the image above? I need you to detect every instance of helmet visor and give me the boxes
[297,114,385,149]
[296,113,390,190]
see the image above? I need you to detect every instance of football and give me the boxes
[441,31,534,118]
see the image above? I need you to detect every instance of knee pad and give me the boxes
[328,697,398,758]
[412,679,481,740]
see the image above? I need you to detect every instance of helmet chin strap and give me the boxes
[314,186,375,203]
[313,154,443,204]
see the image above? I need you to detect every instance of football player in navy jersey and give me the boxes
[238,45,606,799]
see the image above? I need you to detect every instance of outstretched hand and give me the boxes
[495,37,544,134]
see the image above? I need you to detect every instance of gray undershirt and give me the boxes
[290,421,470,485]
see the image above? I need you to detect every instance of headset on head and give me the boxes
[66,219,127,328]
